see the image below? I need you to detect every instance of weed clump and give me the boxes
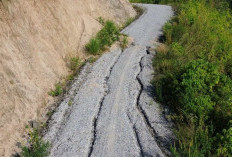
[85,38,101,55]
[85,20,120,55]
[120,35,129,50]
[69,57,82,71]
[86,6,144,55]
[20,129,49,157]
[122,5,144,29]
[48,83,63,97]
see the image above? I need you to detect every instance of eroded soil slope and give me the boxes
[0,0,135,156]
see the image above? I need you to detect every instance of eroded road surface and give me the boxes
[45,4,173,157]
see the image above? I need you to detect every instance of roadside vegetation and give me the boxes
[85,19,132,54]
[67,57,84,80]
[48,83,63,97]
[20,128,49,157]
[120,34,129,50]
[130,0,154,3]
[85,20,120,55]
[130,0,232,156]
[48,57,84,97]
[122,5,144,28]
[22,57,85,156]
[86,5,144,55]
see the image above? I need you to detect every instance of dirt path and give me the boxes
[45,4,173,157]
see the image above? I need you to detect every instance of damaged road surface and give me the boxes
[45,4,174,157]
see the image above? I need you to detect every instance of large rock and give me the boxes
[0,0,135,156]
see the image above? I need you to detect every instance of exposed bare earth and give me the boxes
[45,4,174,157]
[0,0,135,156]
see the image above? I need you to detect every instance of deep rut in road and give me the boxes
[135,50,170,156]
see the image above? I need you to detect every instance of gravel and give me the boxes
[45,4,173,157]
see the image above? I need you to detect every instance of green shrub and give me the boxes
[155,59,232,156]
[20,129,49,157]
[153,0,232,156]
[216,122,232,156]
[178,60,219,117]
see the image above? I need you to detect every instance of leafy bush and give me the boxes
[178,60,218,117]
[21,129,49,157]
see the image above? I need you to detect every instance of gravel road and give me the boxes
[45,4,174,157]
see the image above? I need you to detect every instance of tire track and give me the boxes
[87,50,123,157]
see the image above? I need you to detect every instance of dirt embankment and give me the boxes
[0,0,135,156]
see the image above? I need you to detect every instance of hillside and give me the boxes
[0,0,135,156]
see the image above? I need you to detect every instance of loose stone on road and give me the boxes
[45,4,174,157]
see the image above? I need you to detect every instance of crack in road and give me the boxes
[126,112,145,157]
[136,50,169,156]
[88,50,123,157]
[46,4,173,157]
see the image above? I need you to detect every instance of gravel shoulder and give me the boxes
[45,4,173,157]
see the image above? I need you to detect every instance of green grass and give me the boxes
[66,57,84,81]
[20,129,49,157]
[48,83,63,97]
[85,20,120,55]
[122,5,144,29]
[87,57,98,63]
[123,18,134,28]
[97,16,105,25]
[69,57,83,71]
[120,35,128,50]
[86,6,144,55]
[85,38,101,55]
[152,0,232,156]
